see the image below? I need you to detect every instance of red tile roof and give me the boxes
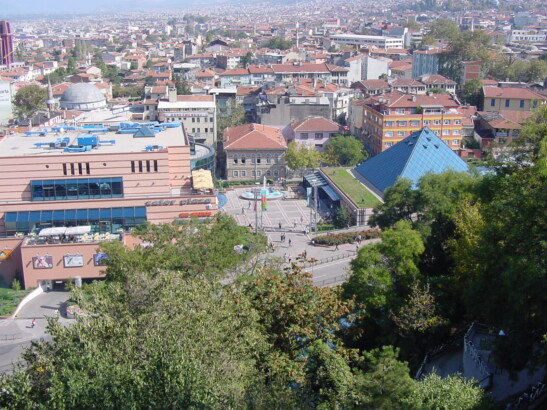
[224,123,287,150]
[353,79,390,90]
[219,68,250,76]
[291,116,340,132]
[365,90,460,109]
[420,74,457,85]
[271,63,330,73]
[483,87,546,100]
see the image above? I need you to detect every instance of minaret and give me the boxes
[46,77,57,113]
[296,22,299,49]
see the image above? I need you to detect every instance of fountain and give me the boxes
[240,177,284,200]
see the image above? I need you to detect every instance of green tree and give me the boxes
[241,51,254,67]
[285,141,320,176]
[67,56,77,74]
[217,99,246,142]
[332,206,351,229]
[264,36,293,50]
[406,373,493,409]
[174,76,191,95]
[322,134,367,166]
[461,78,483,106]
[129,61,138,70]
[12,85,47,121]
[42,67,67,85]
[428,18,460,41]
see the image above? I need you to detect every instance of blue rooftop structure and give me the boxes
[354,127,469,198]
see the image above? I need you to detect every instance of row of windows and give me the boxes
[191,117,213,123]
[232,169,280,178]
[383,139,459,147]
[5,207,146,236]
[131,160,158,173]
[299,133,326,139]
[385,129,460,138]
[385,119,461,127]
[63,162,90,176]
[191,128,211,133]
[31,178,123,201]
[490,98,537,108]
[233,154,279,164]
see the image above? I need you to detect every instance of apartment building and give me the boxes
[481,86,546,112]
[412,48,444,79]
[329,34,405,50]
[358,91,463,155]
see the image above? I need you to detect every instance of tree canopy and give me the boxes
[264,36,293,50]
[322,134,367,166]
[12,85,47,120]
[285,141,321,175]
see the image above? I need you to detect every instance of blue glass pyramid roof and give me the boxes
[133,126,155,138]
[354,127,469,197]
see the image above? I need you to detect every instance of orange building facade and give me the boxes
[358,91,464,155]
[0,123,217,288]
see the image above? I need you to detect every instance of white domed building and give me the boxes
[60,83,107,111]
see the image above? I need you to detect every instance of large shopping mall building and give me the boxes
[0,120,217,289]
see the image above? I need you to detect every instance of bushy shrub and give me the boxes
[314,229,380,246]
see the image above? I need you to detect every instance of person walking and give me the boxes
[242,207,245,215]
[248,201,251,209]
[31,319,36,328]
[300,216,304,224]
[334,243,339,251]
[278,221,282,230]
[288,238,292,247]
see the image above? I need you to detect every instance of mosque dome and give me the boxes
[60,83,107,111]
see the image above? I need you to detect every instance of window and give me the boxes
[410,120,420,127]
[241,156,246,164]
[154,160,158,172]
[192,128,195,133]
[520,99,525,108]
[444,119,450,125]
[315,133,322,139]
[385,120,395,127]
[63,163,67,175]
[146,160,151,172]
[443,129,450,135]
[398,131,406,137]
[533,101,538,108]
[251,154,255,164]
[454,119,461,125]
[384,141,393,147]
[131,161,135,173]
[5,206,145,236]
[70,163,75,175]
[434,130,440,136]
[233,171,239,177]
[192,118,195,123]
[256,155,261,164]
[31,178,124,201]
[77,163,82,175]
[256,170,261,177]
[434,119,441,125]
[423,120,430,125]
[266,154,271,164]
[138,161,143,173]
[490,98,496,107]
[397,120,407,127]
[266,170,271,176]
[451,139,460,146]
[453,129,460,135]
[505,99,510,107]
[273,170,279,176]
[241,171,246,177]
[301,133,309,139]
[233,154,238,164]
[396,108,405,114]
[204,128,208,133]
[385,131,394,137]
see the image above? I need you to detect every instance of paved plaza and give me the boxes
[221,187,370,284]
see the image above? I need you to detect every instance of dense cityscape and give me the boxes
[0,0,545,408]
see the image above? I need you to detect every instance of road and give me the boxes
[0,291,69,373]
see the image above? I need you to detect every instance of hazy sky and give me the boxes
[1,0,208,15]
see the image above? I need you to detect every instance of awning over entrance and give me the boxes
[321,185,341,201]
[304,172,328,187]
[38,227,67,236]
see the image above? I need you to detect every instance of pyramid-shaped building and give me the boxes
[353,127,469,198]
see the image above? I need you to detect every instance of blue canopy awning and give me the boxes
[321,185,340,201]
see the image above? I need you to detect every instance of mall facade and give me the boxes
[0,122,217,288]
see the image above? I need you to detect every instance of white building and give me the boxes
[158,92,217,146]
[329,34,405,50]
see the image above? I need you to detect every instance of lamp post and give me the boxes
[253,184,260,234]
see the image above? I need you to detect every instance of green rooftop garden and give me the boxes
[322,167,382,208]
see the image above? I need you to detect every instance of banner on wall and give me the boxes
[93,253,109,266]
[0,249,12,260]
[261,189,268,211]
[33,255,53,269]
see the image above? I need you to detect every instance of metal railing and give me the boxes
[303,251,357,267]
[314,274,348,287]
[463,321,493,389]
[515,382,546,409]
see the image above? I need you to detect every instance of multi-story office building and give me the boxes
[156,91,217,146]
[357,91,464,155]
[412,48,444,79]
[0,123,217,288]
[0,21,14,67]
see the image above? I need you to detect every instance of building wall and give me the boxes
[363,56,389,80]
[412,52,439,79]
[159,109,217,145]
[483,97,542,112]
[362,108,463,154]
[225,149,286,180]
